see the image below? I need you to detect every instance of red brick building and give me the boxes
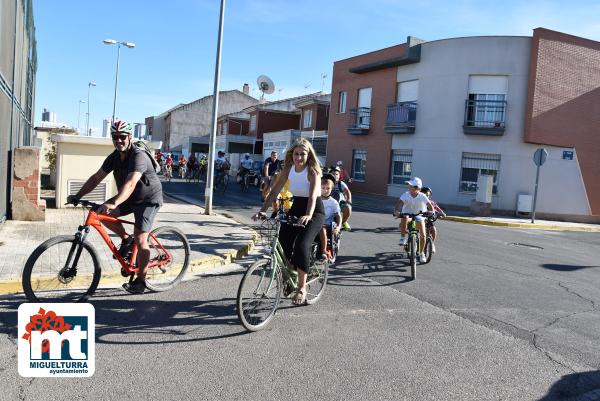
[326,30,600,220]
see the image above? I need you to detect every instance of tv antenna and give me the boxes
[257,75,275,101]
[321,73,327,92]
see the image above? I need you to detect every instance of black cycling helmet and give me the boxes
[422,186,432,196]
[322,172,336,185]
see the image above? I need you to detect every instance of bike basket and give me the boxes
[258,218,277,247]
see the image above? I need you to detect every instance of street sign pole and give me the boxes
[531,163,541,224]
[531,148,548,224]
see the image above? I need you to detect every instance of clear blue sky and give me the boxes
[33,0,600,132]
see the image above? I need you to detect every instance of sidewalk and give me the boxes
[0,196,257,295]
[352,192,600,232]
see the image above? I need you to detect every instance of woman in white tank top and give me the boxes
[252,138,325,305]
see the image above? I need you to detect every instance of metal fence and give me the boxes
[0,0,37,221]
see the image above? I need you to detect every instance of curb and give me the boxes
[0,233,258,297]
[444,216,600,232]
[0,194,259,297]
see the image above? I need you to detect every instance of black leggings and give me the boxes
[278,196,325,273]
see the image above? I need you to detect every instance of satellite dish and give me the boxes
[257,75,275,100]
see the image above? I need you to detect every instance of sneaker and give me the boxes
[431,242,436,254]
[122,280,146,294]
[114,236,135,260]
[419,253,427,263]
[399,236,408,246]
[342,221,351,231]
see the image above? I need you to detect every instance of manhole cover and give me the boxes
[508,242,544,250]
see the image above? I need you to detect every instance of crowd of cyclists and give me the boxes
[152,140,446,288]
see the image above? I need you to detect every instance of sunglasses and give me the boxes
[409,185,420,190]
[111,134,129,141]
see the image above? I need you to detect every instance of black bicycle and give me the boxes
[395,211,433,280]
[215,170,229,194]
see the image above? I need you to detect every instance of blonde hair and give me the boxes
[283,137,321,177]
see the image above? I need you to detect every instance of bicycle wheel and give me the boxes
[220,174,229,194]
[22,235,101,303]
[306,244,329,304]
[237,259,282,331]
[144,226,190,292]
[424,236,433,264]
[409,234,417,280]
[330,232,340,264]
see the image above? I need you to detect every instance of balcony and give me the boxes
[384,101,417,134]
[347,107,371,135]
[463,99,507,135]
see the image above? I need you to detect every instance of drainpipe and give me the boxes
[6,0,19,219]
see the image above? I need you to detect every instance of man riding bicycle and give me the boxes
[67,120,163,294]
[262,150,281,193]
[215,151,230,185]
[237,153,254,183]
[393,177,435,263]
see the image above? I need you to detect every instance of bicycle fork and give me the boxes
[60,225,90,282]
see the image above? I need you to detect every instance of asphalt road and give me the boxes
[1,177,599,400]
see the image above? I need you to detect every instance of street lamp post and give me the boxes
[205,0,226,215]
[86,82,96,136]
[103,38,135,123]
[77,100,86,133]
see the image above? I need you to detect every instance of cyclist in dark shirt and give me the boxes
[67,120,163,294]
[262,150,281,190]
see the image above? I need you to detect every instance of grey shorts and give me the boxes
[114,201,160,232]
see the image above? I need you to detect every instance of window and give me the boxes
[338,91,347,113]
[303,109,313,128]
[250,114,257,132]
[466,93,506,127]
[466,75,507,128]
[459,152,501,194]
[390,150,412,184]
[306,137,327,157]
[352,150,367,181]
[397,80,418,102]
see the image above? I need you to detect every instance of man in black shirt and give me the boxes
[67,120,163,294]
[262,150,281,189]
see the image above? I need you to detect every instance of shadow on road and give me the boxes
[538,370,600,400]
[328,252,414,286]
[0,286,247,345]
[540,263,599,272]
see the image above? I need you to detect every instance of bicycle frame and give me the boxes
[406,219,421,254]
[80,208,172,274]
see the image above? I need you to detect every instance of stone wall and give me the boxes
[12,147,45,221]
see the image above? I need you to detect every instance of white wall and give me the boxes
[387,36,590,215]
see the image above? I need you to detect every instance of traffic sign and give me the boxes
[533,148,548,166]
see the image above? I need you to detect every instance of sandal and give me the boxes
[292,288,306,305]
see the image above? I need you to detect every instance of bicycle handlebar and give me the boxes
[65,198,102,210]
[393,211,433,219]
[256,211,306,227]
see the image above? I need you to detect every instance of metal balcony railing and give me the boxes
[385,101,417,134]
[347,107,371,135]
[463,99,507,135]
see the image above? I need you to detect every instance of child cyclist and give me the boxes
[393,177,435,263]
[319,172,342,261]
[421,186,446,253]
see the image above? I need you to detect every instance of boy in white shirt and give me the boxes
[393,177,434,263]
[319,173,341,260]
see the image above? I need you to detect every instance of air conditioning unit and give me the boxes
[516,194,532,216]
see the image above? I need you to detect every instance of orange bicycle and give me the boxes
[22,200,190,302]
